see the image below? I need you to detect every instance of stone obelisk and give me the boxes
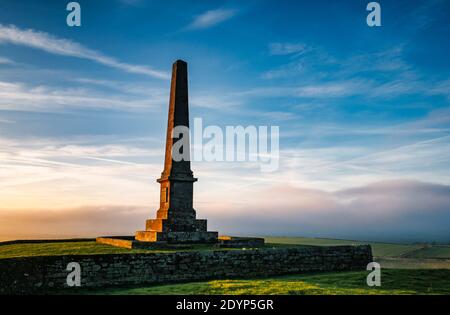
[135,60,218,244]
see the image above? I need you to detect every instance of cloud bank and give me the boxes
[212,180,450,243]
[1,180,449,243]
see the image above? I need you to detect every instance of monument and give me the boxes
[135,60,218,244]
[97,60,264,248]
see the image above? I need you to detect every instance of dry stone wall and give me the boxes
[0,245,372,294]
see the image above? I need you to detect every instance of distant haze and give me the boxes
[1,180,449,244]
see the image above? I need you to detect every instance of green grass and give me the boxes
[264,236,423,257]
[401,246,450,259]
[74,269,450,295]
[0,241,290,259]
[376,258,450,269]
[0,242,146,259]
[0,241,242,259]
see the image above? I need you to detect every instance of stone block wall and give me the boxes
[0,245,372,294]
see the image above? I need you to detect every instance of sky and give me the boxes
[0,0,449,242]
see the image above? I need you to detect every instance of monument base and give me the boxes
[97,235,264,249]
[96,236,197,249]
[135,231,218,244]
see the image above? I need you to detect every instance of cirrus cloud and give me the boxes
[0,24,169,79]
[187,8,238,30]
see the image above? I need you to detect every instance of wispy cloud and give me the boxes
[269,42,307,56]
[236,80,371,99]
[403,0,448,31]
[187,9,237,30]
[0,135,163,209]
[73,77,168,97]
[0,80,166,112]
[296,81,367,98]
[0,24,169,79]
[0,56,14,64]
[116,0,145,6]
[0,118,15,124]
[262,61,304,79]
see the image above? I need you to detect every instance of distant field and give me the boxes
[266,236,450,257]
[74,269,450,295]
[401,246,450,259]
[376,257,450,269]
[263,236,450,269]
[264,236,424,258]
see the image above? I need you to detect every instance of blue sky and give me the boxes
[0,0,449,242]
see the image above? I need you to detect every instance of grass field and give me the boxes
[264,236,425,257]
[0,241,139,259]
[401,246,450,259]
[74,269,450,295]
[0,241,243,259]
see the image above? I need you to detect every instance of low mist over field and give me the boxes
[1,180,449,243]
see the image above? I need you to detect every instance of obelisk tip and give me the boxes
[174,59,187,66]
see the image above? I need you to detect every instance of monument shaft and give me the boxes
[157,60,197,221]
[161,60,193,180]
